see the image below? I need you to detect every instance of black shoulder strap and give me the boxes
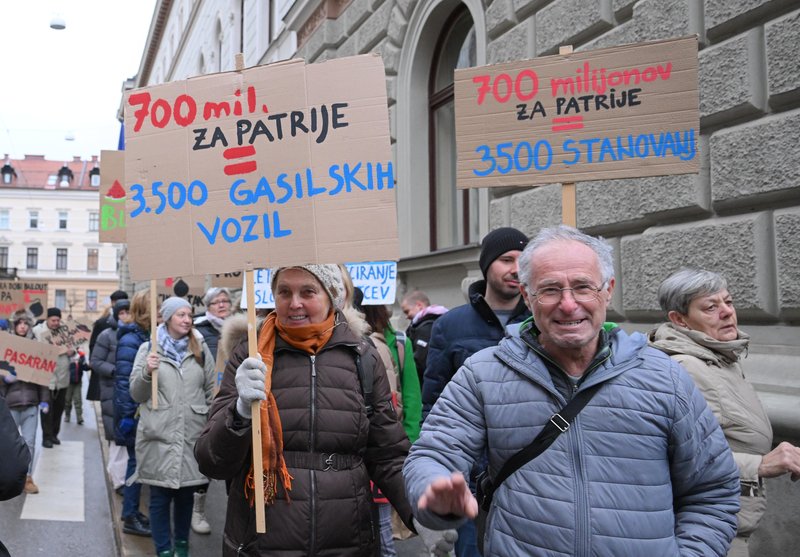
[355,350,374,417]
[478,382,603,508]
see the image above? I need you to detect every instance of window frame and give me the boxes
[56,248,68,271]
[26,247,38,270]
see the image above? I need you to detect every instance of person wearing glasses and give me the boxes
[649,268,800,556]
[191,287,234,534]
[404,225,741,556]
[195,287,233,363]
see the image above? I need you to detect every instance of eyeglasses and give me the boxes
[529,284,605,305]
[209,299,231,306]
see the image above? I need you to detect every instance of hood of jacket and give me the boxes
[648,322,749,367]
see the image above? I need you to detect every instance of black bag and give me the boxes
[475,382,602,553]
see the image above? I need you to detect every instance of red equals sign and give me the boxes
[223,146,257,176]
[551,116,584,132]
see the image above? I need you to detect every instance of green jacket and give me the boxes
[384,325,422,442]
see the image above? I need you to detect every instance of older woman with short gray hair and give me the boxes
[649,268,800,557]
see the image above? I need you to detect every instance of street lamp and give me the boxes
[50,15,66,30]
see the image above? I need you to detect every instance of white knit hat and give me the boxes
[271,264,345,309]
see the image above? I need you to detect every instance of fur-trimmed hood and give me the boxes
[220,308,369,362]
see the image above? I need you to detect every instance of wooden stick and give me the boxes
[149,279,158,409]
[562,182,577,227]
[246,265,266,533]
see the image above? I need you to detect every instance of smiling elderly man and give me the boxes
[403,225,740,556]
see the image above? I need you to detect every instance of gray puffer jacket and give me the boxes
[405,324,740,556]
[649,323,771,539]
[129,329,216,489]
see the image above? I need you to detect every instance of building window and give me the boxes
[89,167,100,186]
[55,289,67,310]
[0,247,7,270]
[58,211,68,230]
[0,209,8,229]
[26,247,38,270]
[428,7,477,250]
[56,248,68,271]
[89,212,99,231]
[29,211,39,229]
[87,248,99,271]
[86,290,98,312]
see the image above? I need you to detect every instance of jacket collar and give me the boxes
[468,279,530,325]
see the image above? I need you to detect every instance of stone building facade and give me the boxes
[129,1,799,551]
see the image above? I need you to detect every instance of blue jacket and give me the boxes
[404,324,740,556]
[422,279,530,418]
[114,322,149,447]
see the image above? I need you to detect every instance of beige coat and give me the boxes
[649,323,771,539]
[129,329,216,489]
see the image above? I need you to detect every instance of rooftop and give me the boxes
[1,154,101,191]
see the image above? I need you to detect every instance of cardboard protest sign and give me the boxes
[240,261,396,308]
[156,276,208,314]
[0,334,61,387]
[211,271,244,289]
[100,150,127,242]
[124,54,398,281]
[38,318,92,355]
[455,36,699,188]
[0,281,48,320]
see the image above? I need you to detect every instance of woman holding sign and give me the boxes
[195,264,455,556]
[130,297,216,557]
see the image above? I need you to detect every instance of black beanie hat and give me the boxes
[47,307,62,319]
[110,290,128,302]
[478,227,529,278]
[112,299,131,321]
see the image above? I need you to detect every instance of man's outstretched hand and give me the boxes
[417,471,479,519]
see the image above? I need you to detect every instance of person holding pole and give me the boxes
[129,296,216,557]
[404,225,741,556]
[195,264,456,556]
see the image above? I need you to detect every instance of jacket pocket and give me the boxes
[187,404,209,442]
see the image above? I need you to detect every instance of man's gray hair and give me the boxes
[657,268,728,315]
[518,225,614,288]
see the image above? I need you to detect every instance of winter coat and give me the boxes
[114,322,149,447]
[194,312,414,557]
[0,395,29,501]
[90,325,120,441]
[129,329,215,489]
[422,279,530,418]
[382,326,421,443]
[194,317,221,362]
[88,313,116,401]
[405,323,741,557]
[0,377,49,409]
[649,323,771,540]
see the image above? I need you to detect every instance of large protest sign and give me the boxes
[124,54,398,281]
[455,36,699,188]
[100,150,127,243]
[0,334,61,387]
[241,261,397,309]
[156,276,208,314]
[0,281,48,320]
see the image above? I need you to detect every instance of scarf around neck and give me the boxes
[243,310,337,513]
[157,324,188,365]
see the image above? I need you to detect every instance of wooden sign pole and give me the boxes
[149,279,158,409]
[558,45,578,228]
[234,51,266,534]
[246,264,266,533]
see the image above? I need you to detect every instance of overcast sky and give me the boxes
[0,1,157,163]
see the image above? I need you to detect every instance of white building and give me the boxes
[0,154,122,320]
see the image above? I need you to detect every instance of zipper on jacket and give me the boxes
[309,355,317,450]
[571,420,591,556]
[309,354,317,555]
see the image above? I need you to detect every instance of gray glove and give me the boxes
[413,517,458,557]
[234,357,266,419]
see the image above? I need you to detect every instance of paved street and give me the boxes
[0,384,429,556]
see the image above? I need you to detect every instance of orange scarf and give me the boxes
[244,311,337,510]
